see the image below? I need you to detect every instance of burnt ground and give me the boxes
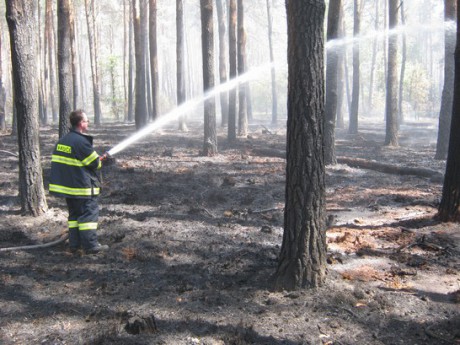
[0,118,459,345]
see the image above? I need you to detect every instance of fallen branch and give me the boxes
[0,149,18,157]
[0,233,68,252]
[336,157,444,182]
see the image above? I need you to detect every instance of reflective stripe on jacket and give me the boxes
[49,129,102,199]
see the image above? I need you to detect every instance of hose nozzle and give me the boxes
[100,151,111,161]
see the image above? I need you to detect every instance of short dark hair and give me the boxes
[69,109,86,128]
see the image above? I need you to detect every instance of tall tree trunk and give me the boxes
[237,0,247,136]
[436,0,457,160]
[227,0,237,142]
[149,0,159,121]
[437,2,460,222]
[368,0,379,111]
[6,0,48,216]
[133,0,148,129]
[266,0,277,125]
[275,0,326,291]
[216,0,229,127]
[85,0,102,126]
[57,0,74,137]
[385,0,399,146]
[177,0,188,131]
[336,5,345,129]
[38,0,47,126]
[0,19,6,131]
[45,0,57,124]
[128,0,135,122]
[348,0,360,134]
[70,3,79,110]
[324,0,342,165]
[398,1,407,125]
[201,0,217,155]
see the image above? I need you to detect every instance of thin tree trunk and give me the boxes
[58,0,73,137]
[368,0,378,110]
[177,0,188,131]
[133,0,148,129]
[149,0,159,121]
[216,0,229,127]
[398,1,407,125]
[201,0,217,155]
[349,0,360,134]
[6,0,48,216]
[436,0,457,160]
[70,3,79,110]
[128,0,135,122]
[385,0,399,146]
[228,0,237,142]
[0,17,6,130]
[324,0,342,165]
[266,0,277,125]
[85,0,102,126]
[237,0,247,137]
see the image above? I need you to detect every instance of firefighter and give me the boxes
[49,109,109,254]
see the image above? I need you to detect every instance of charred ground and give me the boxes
[0,119,459,345]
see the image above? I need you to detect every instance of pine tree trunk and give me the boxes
[436,0,457,160]
[237,0,247,137]
[176,0,187,131]
[149,0,159,121]
[385,0,399,146]
[6,0,48,216]
[349,0,360,135]
[437,3,460,222]
[227,0,237,142]
[216,0,229,127]
[324,0,342,165]
[200,0,217,156]
[57,0,73,137]
[275,0,326,291]
[266,0,277,125]
[133,0,148,129]
[85,0,102,126]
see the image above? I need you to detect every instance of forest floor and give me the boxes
[0,117,459,345]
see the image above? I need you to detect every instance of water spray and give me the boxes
[101,62,275,159]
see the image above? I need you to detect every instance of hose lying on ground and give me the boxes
[0,233,68,252]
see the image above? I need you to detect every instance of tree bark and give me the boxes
[385,0,399,146]
[216,0,229,127]
[237,0,247,137]
[201,0,217,156]
[266,0,277,126]
[436,0,457,160]
[57,0,73,138]
[274,0,326,290]
[227,0,237,142]
[349,0,360,135]
[84,0,102,126]
[149,0,159,121]
[324,0,342,165]
[133,0,148,129]
[6,0,48,216]
[176,0,187,131]
[437,2,460,222]
[0,19,6,131]
[45,0,57,124]
[128,0,135,122]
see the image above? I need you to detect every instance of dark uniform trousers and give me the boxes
[66,197,99,250]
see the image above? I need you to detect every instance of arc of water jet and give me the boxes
[107,62,275,157]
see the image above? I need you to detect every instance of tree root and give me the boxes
[0,233,68,252]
